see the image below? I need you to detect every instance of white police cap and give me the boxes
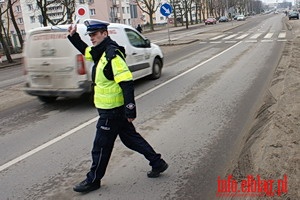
[83,19,110,34]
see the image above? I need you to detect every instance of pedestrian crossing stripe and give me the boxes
[225,41,237,43]
[236,34,249,39]
[204,31,287,43]
[278,32,286,38]
[223,34,238,40]
[245,40,258,43]
[264,33,274,39]
[250,33,261,39]
[261,40,274,43]
[210,34,226,40]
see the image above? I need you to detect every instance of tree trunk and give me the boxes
[0,25,13,63]
[149,11,154,31]
[8,0,23,49]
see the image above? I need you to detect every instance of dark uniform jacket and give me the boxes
[68,33,136,119]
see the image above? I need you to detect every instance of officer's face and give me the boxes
[89,30,107,46]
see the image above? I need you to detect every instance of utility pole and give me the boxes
[226,0,229,16]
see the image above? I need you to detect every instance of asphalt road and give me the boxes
[0,13,290,199]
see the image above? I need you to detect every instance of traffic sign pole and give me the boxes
[167,17,170,44]
[160,3,172,45]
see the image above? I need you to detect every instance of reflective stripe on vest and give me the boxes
[85,46,93,61]
[112,50,132,83]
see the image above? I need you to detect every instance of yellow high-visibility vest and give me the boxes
[85,47,132,109]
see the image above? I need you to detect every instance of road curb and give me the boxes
[0,58,22,69]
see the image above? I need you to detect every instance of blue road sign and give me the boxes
[160,3,172,17]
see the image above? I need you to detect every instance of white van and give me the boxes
[23,23,164,103]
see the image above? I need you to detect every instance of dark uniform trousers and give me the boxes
[86,108,163,183]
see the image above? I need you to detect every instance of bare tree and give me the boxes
[8,0,23,49]
[34,0,75,26]
[135,0,162,31]
[0,0,19,63]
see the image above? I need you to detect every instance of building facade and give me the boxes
[1,0,149,50]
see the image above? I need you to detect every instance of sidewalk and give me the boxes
[0,53,23,68]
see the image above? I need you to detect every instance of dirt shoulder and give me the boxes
[225,18,300,199]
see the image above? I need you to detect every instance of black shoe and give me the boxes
[73,180,101,193]
[147,162,169,178]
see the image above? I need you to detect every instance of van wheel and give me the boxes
[149,58,162,79]
[37,96,57,103]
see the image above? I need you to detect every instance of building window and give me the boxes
[30,16,35,23]
[17,18,23,24]
[21,30,26,35]
[126,7,129,13]
[27,4,33,11]
[16,5,21,12]
[79,0,85,3]
[90,9,96,16]
[88,0,94,3]
[123,19,126,24]
[122,7,125,13]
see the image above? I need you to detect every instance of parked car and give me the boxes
[236,15,246,21]
[23,23,164,103]
[205,18,217,25]
[219,16,229,22]
[288,11,299,20]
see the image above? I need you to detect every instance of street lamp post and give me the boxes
[226,0,229,16]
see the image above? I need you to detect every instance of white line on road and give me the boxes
[225,41,237,43]
[250,33,261,39]
[223,34,238,40]
[210,34,226,40]
[264,33,274,39]
[236,34,249,40]
[261,40,273,43]
[278,32,286,39]
[0,41,243,172]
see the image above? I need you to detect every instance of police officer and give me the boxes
[67,19,168,193]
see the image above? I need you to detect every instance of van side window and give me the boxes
[125,28,145,48]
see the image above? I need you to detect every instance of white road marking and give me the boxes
[245,40,258,43]
[264,33,274,39]
[236,34,249,39]
[261,40,273,43]
[225,41,237,43]
[210,34,226,40]
[0,41,243,172]
[223,34,238,40]
[250,33,261,39]
[278,32,286,39]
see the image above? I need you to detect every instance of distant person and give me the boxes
[136,24,143,33]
